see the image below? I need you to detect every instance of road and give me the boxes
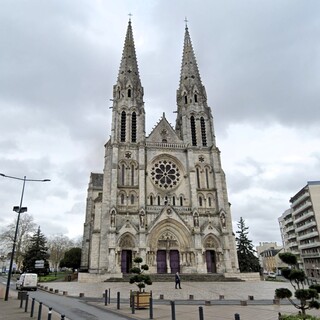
[1,275,132,320]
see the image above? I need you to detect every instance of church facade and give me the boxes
[81,20,239,278]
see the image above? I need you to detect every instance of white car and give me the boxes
[267,272,276,279]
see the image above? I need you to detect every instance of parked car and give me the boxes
[16,273,38,291]
[267,272,276,279]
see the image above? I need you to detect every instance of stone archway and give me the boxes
[203,235,220,273]
[118,233,135,273]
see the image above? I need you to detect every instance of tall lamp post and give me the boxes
[0,173,50,301]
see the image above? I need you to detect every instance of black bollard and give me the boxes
[61,315,65,320]
[30,298,35,317]
[131,294,135,314]
[19,293,24,308]
[105,289,108,306]
[47,307,52,320]
[235,313,240,320]
[108,288,111,304]
[170,300,176,320]
[117,291,120,310]
[24,294,29,312]
[199,306,204,320]
[149,297,153,319]
[37,302,43,320]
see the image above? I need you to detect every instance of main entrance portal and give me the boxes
[121,250,132,273]
[206,250,216,273]
[156,250,180,274]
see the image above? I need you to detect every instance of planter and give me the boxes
[132,291,151,309]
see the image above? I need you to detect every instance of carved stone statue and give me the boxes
[111,212,115,227]
[220,213,226,228]
[194,215,199,227]
[139,211,145,227]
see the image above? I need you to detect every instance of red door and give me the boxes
[170,250,180,274]
[206,250,216,273]
[157,250,167,273]
[121,250,132,273]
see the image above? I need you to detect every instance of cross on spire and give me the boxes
[128,13,133,21]
[184,17,188,27]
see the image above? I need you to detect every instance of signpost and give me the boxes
[35,260,44,269]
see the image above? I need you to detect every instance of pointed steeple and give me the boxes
[113,19,143,103]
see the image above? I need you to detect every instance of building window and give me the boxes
[208,196,212,207]
[180,196,183,206]
[158,196,161,206]
[172,196,176,206]
[194,94,198,103]
[128,88,131,97]
[130,194,134,205]
[200,117,207,146]
[121,194,125,204]
[190,116,197,146]
[196,167,200,188]
[121,111,126,142]
[199,196,203,207]
[131,112,137,142]
[121,164,125,185]
[205,168,209,188]
[131,164,135,186]
[184,95,188,104]
[150,196,153,206]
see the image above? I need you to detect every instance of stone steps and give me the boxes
[105,273,243,282]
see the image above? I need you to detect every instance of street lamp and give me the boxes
[0,173,50,301]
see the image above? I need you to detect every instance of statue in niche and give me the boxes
[220,213,226,228]
[110,212,115,227]
[139,211,145,227]
[194,214,199,227]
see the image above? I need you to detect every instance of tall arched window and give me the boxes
[128,88,131,97]
[196,167,200,188]
[205,168,210,189]
[120,194,125,205]
[194,94,198,103]
[184,95,188,104]
[157,196,161,206]
[200,117,207,146]
[131,112,137,143]
[180,196,183,206]
[121,111,126,142]
[121,164,125,185]
[208,196,212,207]
[131,164,135,186]
[199,196,203,207]
[130,194,134,205]
[172,196,176,206]
[190,116,197,146]
[150,196,153,206]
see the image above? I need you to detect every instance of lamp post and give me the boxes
[0,173,50,301]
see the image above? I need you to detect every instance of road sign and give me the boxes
[35,260,44,268]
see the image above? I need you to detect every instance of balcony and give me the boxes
[291,191,310,207]
[301,252,320,258]
[292,201,312,217]
[295,221,317,233]
[294,211,314,225]
[287,233,297,240]
[297,231,319,242]
[285,224,295,232]
[299,241,320,250]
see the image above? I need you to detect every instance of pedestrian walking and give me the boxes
[175,272,181,289]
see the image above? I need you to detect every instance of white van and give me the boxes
[16,273,38,291]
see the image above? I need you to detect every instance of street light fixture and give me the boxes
[0,173,50,301]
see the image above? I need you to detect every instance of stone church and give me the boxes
[80,19,239,279]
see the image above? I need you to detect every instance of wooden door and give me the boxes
[170,250,180,274]
[121,250,132,273]
[206,250,216,273]
[157,250,167,273]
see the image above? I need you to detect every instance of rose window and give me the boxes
[150,160,180,189]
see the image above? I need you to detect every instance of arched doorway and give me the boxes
[204,235,219,273]
[119,234,135,273]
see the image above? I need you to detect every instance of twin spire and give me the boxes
[117,19,203,97]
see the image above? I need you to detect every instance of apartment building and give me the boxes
[279,181,320,278]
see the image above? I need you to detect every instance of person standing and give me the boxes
[175,272,181,289]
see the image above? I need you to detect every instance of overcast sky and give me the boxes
[1,0,320,247]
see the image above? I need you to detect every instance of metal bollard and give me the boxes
[108,288,111,304]
[30,298,35,317]
[24,294,29,312]
[61,315,65,320]
[48,307,52,320]
[117,291,120,310]
[235,313,240,320]
[105,289,108,306]
[20,293,24,308]
[131,294,135,314]
[199,306,204,320]
[37,302,43,320]
[149,297,153,319]
[170,300,176,320]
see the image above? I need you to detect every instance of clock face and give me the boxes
[150,159,181,189]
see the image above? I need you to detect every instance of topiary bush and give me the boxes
[129,257,152,293]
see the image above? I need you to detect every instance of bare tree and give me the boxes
[47,234,74,271]
[0,212,37,270]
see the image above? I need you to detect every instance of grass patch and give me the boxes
[38,272,70,282]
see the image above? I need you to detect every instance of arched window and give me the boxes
[150,196,153,206]
[121,111,126,142]
[172,196,176,206]
[205,168,210,189]
[121,164,125,185]
[180,196,183,206]
[194,94,198,103]
[157,196,161,206]
[200,117,207,146]
[131,164,135,186]
[118,90,120,99]
[199,196,203,207]
[184,95,188,104]
[130,194,134,205]
[208,196,212,207]
[190,116,197,146]
[128,88,131,97]
[120,194,125,205]
[131,112,137,143]
[196,167,200,188]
